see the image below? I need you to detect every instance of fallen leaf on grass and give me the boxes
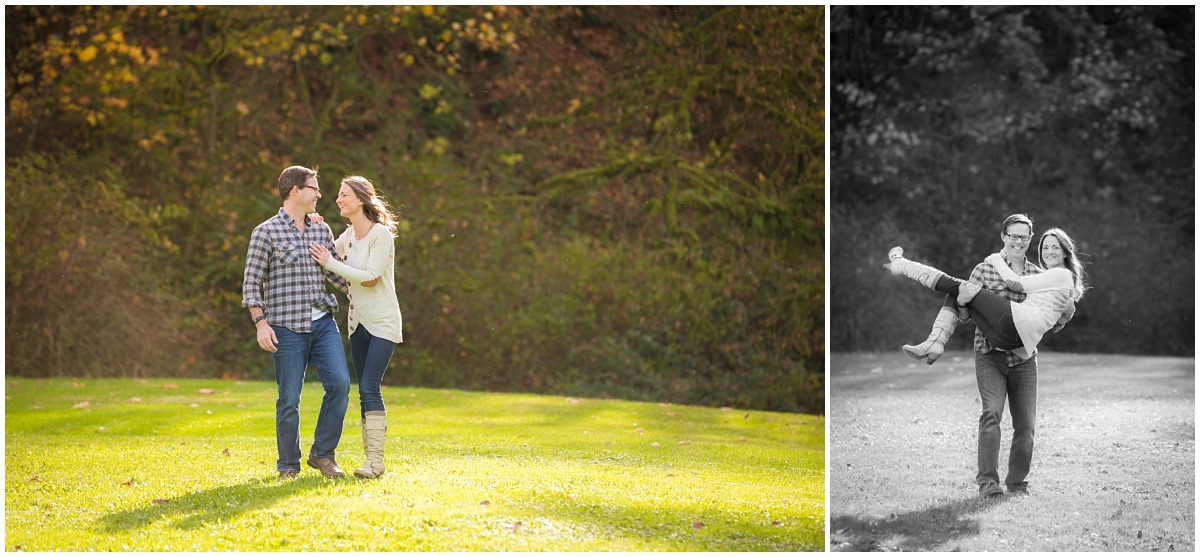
[692,521,705,529]
[152,499,169,505]
[677,441,690,445]
[237,404,245,409]
[720,407,732,412]
[190,403,200,408]
[650,442,660,448]
[121,481,133,487]
[634,428,646,434]
[222,448,231,456]
[565,397,583,404]
[772,521,783,526]
[72,401,91,409]
[743,412,750,419]
[163,384,178,389]
[199,389,216,395]
[32,406,41,410]
[480,500,491,506]
[738,437,746,442]
[667,411,679,417]
[129,397,142,402]
[27,476,39,482]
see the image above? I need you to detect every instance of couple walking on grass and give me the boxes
[242,165,403,479]
[882,213,1088,499]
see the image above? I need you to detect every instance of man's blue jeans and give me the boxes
[271,314,351,472]
[975,350,1037,490]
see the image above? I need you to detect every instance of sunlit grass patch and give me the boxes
[6,377,824,551]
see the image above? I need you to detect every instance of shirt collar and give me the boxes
[274,208,314,229]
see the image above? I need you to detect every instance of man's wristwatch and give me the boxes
[253,315,267,325]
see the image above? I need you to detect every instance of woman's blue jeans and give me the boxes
[975,350,1038,490]
[350,326,397,419]
[270,314,351,472]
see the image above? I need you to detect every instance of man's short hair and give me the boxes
[277,166,318,200]
[1001,213,1034,235]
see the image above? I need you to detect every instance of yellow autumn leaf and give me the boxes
[422,5,434,16]
[77,45,99,63]
[236,101,250,115]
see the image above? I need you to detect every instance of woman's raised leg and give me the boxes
[902,296,962,364]
[884,247,981,305]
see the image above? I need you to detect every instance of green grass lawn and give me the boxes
[829,351,1194,552]
[5,377,824,551]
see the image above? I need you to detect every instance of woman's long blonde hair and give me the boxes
[1039,227,1088,301]
[342,176,397,237]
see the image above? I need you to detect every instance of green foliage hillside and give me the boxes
[830,6,1193,355]
[5,6,824,413]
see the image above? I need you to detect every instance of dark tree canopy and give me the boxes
[831,6,1193,356]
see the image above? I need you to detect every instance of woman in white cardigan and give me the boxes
[308,176,402,479]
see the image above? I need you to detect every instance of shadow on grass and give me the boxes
[97,475,325,533]
[830,496,1005,552]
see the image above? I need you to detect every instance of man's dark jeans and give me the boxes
[975,350,1037,490]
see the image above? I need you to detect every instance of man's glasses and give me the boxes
[1006,234,1031,243]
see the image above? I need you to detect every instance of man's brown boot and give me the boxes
[306,455,346,478]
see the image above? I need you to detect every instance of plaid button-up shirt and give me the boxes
[967,253,1064,366]
[242,209,349,333]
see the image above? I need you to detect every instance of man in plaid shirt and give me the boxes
[243,165,353,479]
[966,214,1074,499]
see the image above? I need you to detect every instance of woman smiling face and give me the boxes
[1040,234,1065,269]
[335,183,364,218]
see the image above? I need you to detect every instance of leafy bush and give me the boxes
[5,155,209,377]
